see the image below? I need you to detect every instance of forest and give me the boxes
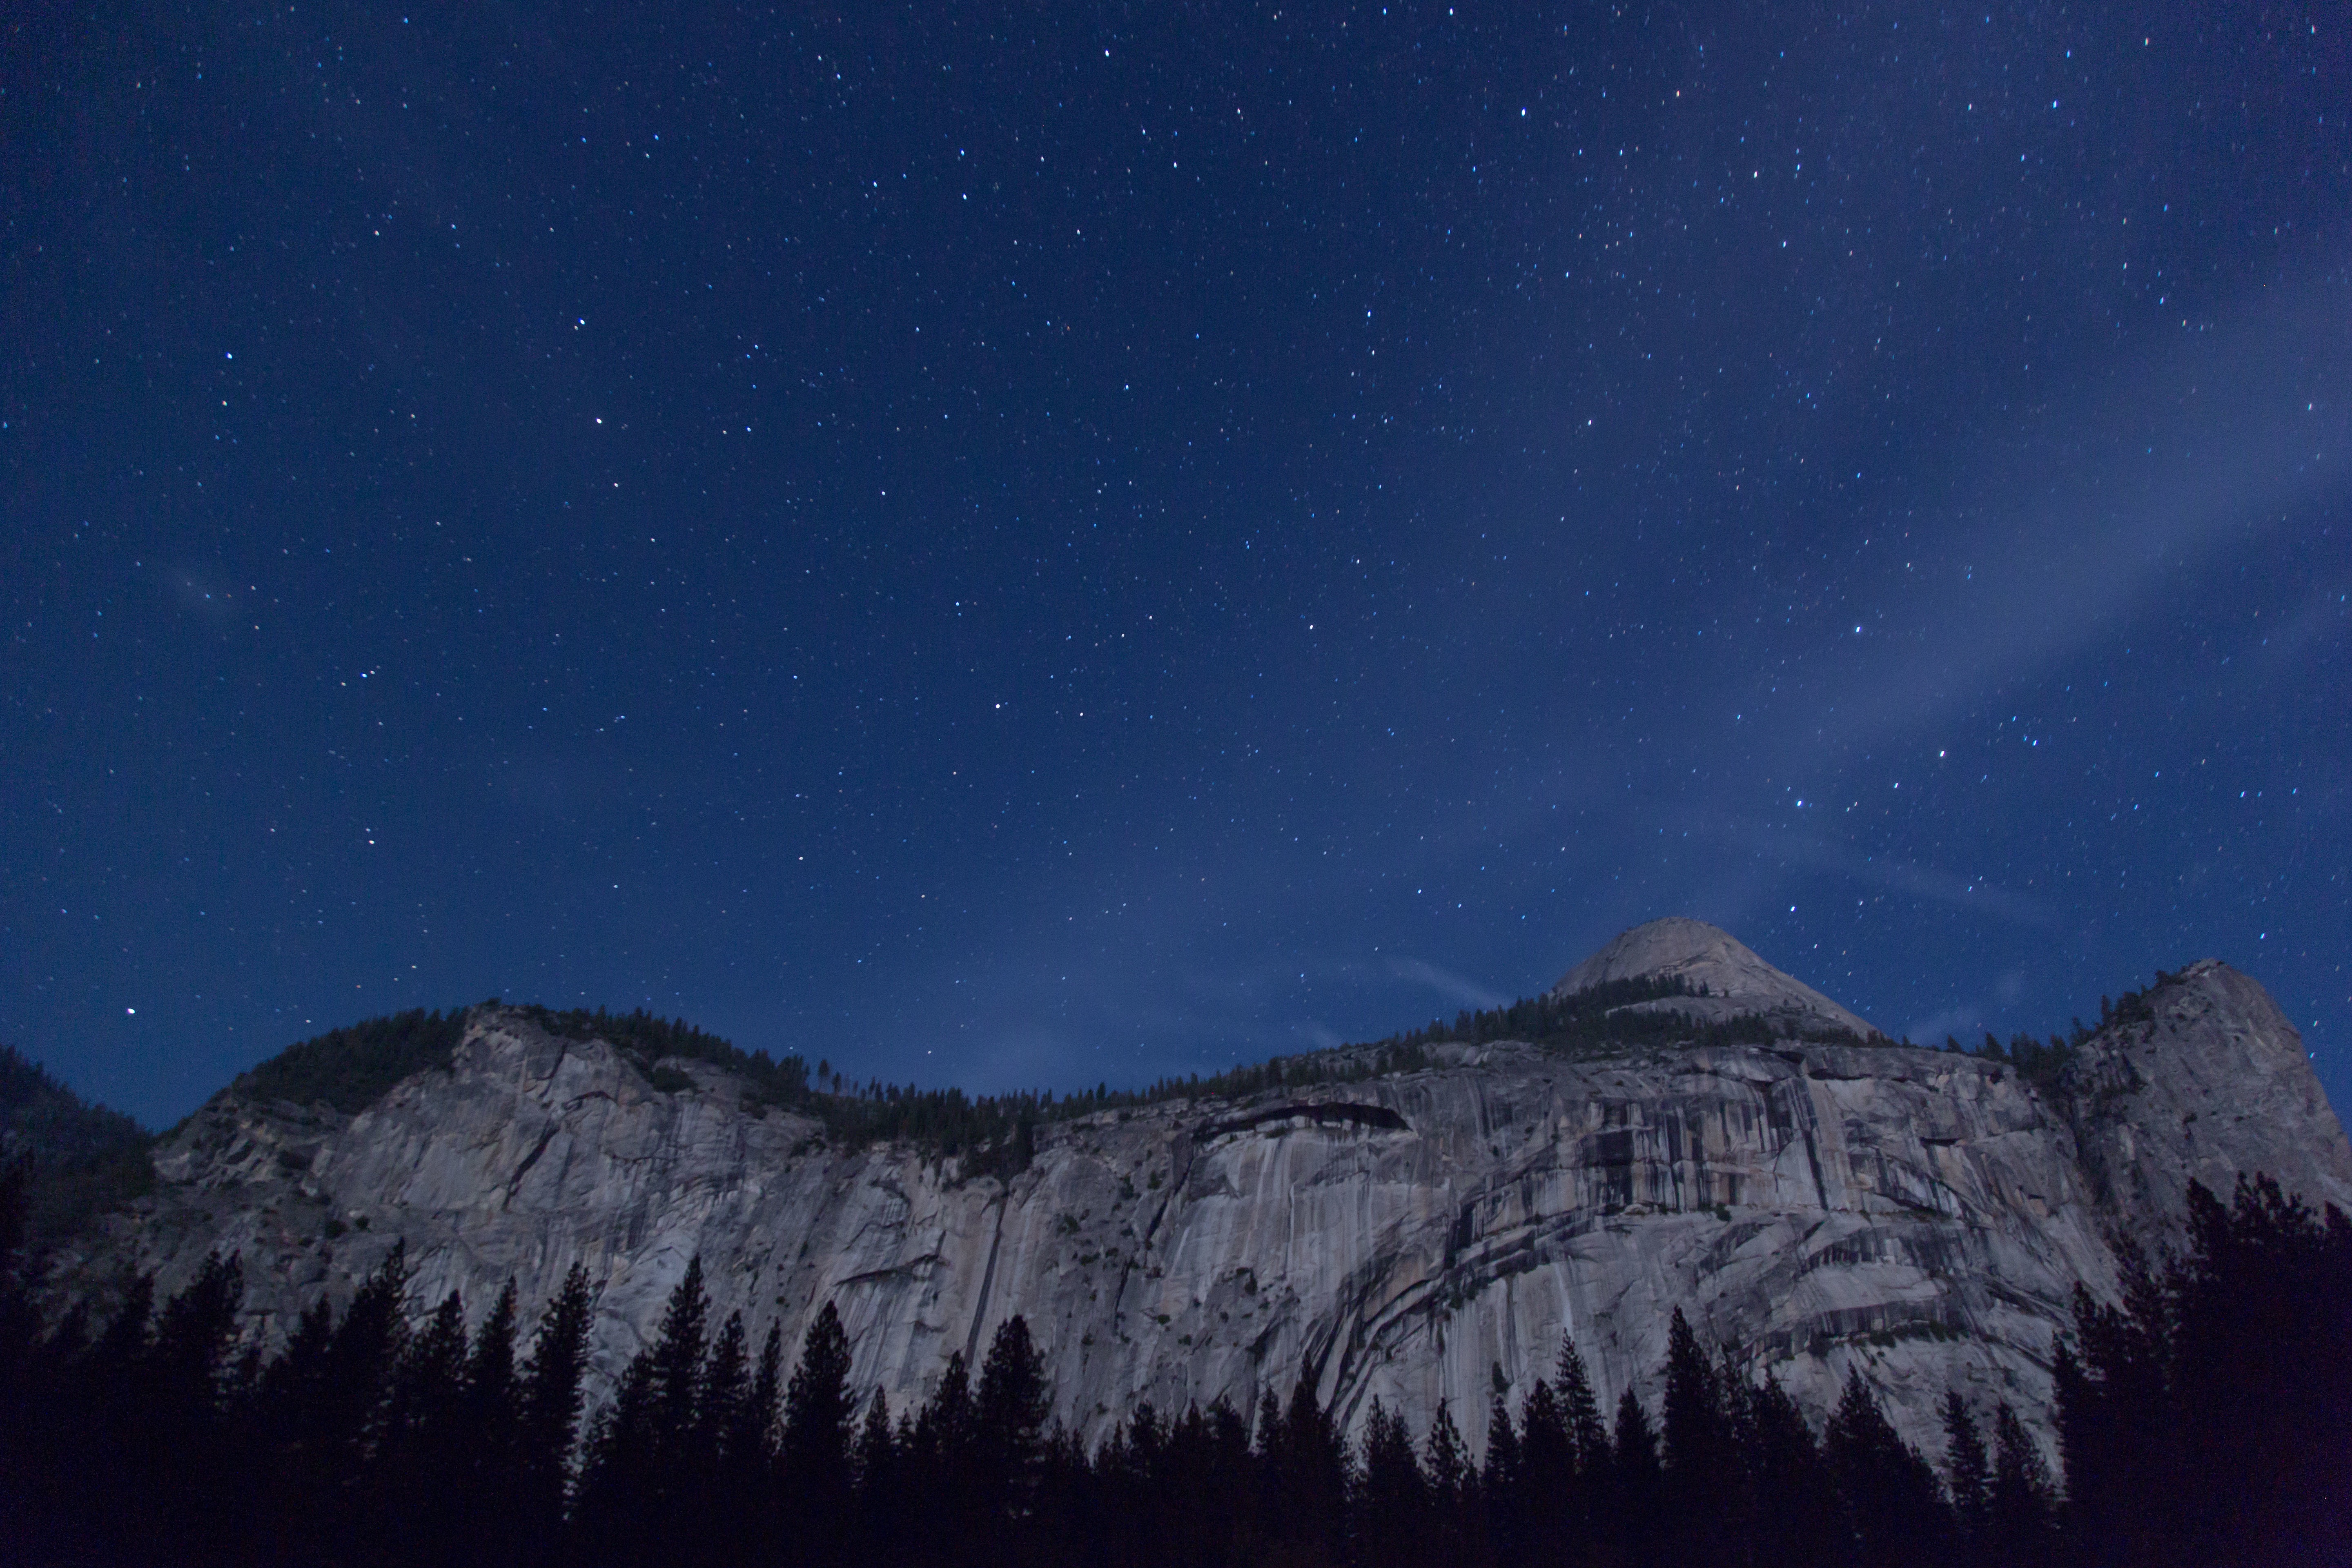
[2,1166,2341,1568]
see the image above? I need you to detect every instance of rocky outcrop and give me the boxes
[44,928,2352,1465]
[1550,917,1883,1041]
[2058,959,2352,1226]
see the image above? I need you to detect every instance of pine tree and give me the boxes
[394,1290,470,1439]
[782,1301,856,1564]
[1422,1401,1481,1555]
[719,1318,782,1550]
[135,1252,248,1561]
[1517,1377,1573,1559]
[1940,1389,1989,1546]
[144,1251,244,1422]
[463,1279,525,1564]
[380,1290,470,1562]
[1739,1371,1835,1568]
[912,1350,978,1567]
[2053,1237,2175,1566]
[1481,1388,1525,1559]
[1825,1365,1950,1566]
[1986,1402,2054,1567]
[577,1351,661,1567]
[1662,1307,1736,1561]
[691,1309,750,1557]
[851,1387,899,1562]
[1352,1399,1428,1568]
[1273,1376,1350,1566]
[1609,1386,1662,1565]
[1556,1334,1609,1480]
[328,1243,414,1452]
[699,1310,749,1464]
[975,1313,1051,1535]
[518,1262,595,1558]
[648,1256,710,1470]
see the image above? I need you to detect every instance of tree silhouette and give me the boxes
[782,1301,855,1564]
[1825,1365,1949,1566]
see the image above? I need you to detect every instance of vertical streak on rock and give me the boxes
[964,1193,1008,1365]
[1792,1081,1831,1209]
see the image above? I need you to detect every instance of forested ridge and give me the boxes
[2,1165,2341,1568]
[19,967,2176,1225]
[199,975,1885,1183]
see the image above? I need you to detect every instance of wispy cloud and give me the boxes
[1736,825,2058,927]
[1383,956,1508,1010]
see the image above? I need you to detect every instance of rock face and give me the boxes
[1551,916,1883,1041]
[46,926,2352,1464]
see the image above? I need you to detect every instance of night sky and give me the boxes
[6,3,2348,1129]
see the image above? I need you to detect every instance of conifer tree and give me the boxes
[1517,1377,1573,1558]
[518,1261,595,1554]
[854,1385,895,1488]
[394,1290,470,1440]
[648,1256,710,1468]
[852,1388,900,1564]
[1352,1399,1428,1568]
[327,1242,414,1454]
[1940,1389,1989,1545]
[975,1313,1050,1532]
[381,1290,471,1561]
[698,1309,749,1468]
[1739,1370,1835,1568]
[144,1250,243,1422]
[1824,1365,1949,1566]
[911,1350,978,1566]
[565,1258,710,1563]
[1422,1401,1480,1555]
[1662,1308,1737,1561]
[692,1309,750,1557]
[1986,1402,2055,1567]
[1481,1387,1524,1559]
[577,1352,661,1567]
[1556,1333,1610,1480]
[719,1318,782,1549]
[1272,1376,1349,1566]
[783,1301,856,1564]
[2053,1238,2175,1565]
[1610,1385,1662,1564]
[463,1279,525,1564]
[131,1252,247,1561]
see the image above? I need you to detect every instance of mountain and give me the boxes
[39,922,2352,1462]
[1548,916,1882,1042]
[0,1043,154,1246]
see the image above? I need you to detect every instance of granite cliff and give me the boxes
[44,921,2352,1461]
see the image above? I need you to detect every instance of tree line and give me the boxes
[1365,973,1880,1057]
[185,971,2198,1189]
[4,1163,2341,1567]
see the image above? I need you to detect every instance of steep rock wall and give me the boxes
[47,960,2352,1461]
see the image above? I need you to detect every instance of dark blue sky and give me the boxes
[6,2,2347,1128]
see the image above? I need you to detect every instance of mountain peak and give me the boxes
[1551,916,1881,1041]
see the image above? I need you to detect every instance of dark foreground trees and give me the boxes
[1,1163,2341,1568]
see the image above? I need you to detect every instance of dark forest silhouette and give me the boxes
[2,1167,2343,1568]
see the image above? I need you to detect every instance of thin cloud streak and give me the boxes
[1384,956,1510,1011]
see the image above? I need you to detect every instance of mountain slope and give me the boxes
[40,929,2352,1464]
[1551,917,1882,1042]
[0,1044,154,1246]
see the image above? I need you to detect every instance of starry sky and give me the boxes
[6,2,2348,1129]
